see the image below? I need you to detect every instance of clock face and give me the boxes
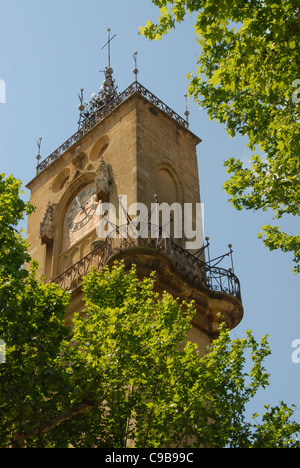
[67,185,98,232]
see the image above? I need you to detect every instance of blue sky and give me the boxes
[1,0,299,422]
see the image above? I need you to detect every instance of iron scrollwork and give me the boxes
[52,233,242,302]
[36,82,189,175]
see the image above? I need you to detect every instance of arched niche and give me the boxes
[155,164,183,205]
[89,135,109,162]
[155,164,184,243]
[52,168,71,193]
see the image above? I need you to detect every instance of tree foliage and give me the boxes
[0,174,299,447]
[0,174,34,304]
[0,174,71,448]
[140,0,300,273]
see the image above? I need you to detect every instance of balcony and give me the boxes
[52,234,242,303]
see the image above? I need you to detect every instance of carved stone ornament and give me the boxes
[95,155,111,202]
[40,202,56,246]
[72,150,87,171]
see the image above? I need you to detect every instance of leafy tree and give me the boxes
[0,174,299,448]
[0,174,71,448]
[140,0,300,273]
[0,174,34,305]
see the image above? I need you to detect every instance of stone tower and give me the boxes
[26,64,243,355]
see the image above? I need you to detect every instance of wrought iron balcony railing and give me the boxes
[52,236,242,302]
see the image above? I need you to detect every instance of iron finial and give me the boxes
[36,137,43,172]
[133,51,139,85]
[184,94,190,126]
[228,244,235,273]
[78,88,85,112]
[36,137,42,162]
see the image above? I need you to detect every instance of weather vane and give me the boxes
[101,28,117,68]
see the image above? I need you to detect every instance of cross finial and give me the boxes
[102,28,117,68]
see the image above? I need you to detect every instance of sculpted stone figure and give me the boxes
[95,155,111,202]
[40,202,56,246]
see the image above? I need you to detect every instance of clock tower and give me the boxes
[26,61,243,355]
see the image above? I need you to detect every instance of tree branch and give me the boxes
[11,400,95,448]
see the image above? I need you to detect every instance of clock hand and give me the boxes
[75,196,88,214]
[75,196,82,209]
[83,197,93,206]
